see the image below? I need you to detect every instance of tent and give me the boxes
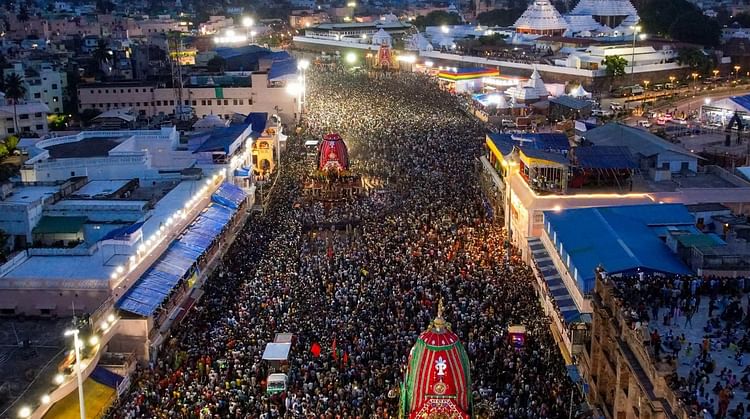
[570,85,592,98]
[262,342,292,361]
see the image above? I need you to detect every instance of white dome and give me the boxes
[514,0,569,32]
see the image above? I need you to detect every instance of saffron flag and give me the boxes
[331,338,338,360]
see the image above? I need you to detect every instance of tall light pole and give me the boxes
[64,327,85,419]
[629,25,641,84]
[734,65,741,83]
[297,58,309,114]
[242,16,254,44]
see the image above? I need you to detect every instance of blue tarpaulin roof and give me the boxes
[193,124,249,153]
[529,238,583,323]
[212,182,247,210]
[543,204,693,293]
[269,58,299,81]
[574,146,637,169]
[487,132,570,152]
[99,222,144,241]
[731,95,750,111]
[90,366,124,389]
[117,203,236,317]
[244,112,268,133]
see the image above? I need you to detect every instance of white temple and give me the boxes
[514,0,569,36]
[505,68,550,103]
[570,0,639,29]
[512,0,640,40]
[372,28,392,47]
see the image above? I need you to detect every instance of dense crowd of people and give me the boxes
[106,70,578,418]
[613,274,750,418]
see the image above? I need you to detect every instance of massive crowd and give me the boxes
[106,70,578,418]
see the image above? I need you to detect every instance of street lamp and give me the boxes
[713,69,719,78]
[345,51,357,65]
[242,16,254,43]
[691,72,699,90]
[286,82,303,114]
[629,25,642,83]
[734,65,741,82]
[297,59,310,113]
[64,328,86,419]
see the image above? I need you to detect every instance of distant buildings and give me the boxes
[3,62,67,114]
[0,93,50,138]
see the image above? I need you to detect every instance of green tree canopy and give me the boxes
[676,47,715,75]
[207,56,226,73]
[413,11,462,30]
[601,55,628,78]
[476,8,525,27]
[640,0,720,46]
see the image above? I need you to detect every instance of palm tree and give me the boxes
[3,73,27,135]
[92,40,112,76]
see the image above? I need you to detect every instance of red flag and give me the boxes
[331,339,338,360]
[327,244,334,259]
[310,342,321,358]
[342,351,349,365]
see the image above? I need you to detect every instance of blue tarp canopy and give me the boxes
[234,167,250,177]
[269,58,299,81]
[193,124,249,153]
[543,204,693,293]
[529,238,583,324]
[212,182,247,210]
[100,222,144,241]
[731,95,750,111]
[117,203,237,317]
[90,366,124,389]
[244,112,268,133]
[574,146,637,169]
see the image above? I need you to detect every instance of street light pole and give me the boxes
[64,328,85,419]
[629,25,641,84]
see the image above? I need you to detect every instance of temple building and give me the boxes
[569,0,639,30]
[400,300,472,419]
[514,0,570,36]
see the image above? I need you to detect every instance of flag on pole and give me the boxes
[310,342,321,358]
[331,338,338,360]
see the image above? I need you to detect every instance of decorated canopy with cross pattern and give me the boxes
[399,300,472,419]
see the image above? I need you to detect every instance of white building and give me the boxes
[4,62,68,114]
[0,92,50,138]
[513,0,570,36]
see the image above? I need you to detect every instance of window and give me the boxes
[533,211,544,224]
[128,89,131,93]
[201,100,207,106]
[19,114,29,120]
[36,124,44,130]
[169,100,174,106]
[184,100,189,105]
[105,89,109,93]
[207,100,212,105]
[136,102,141,106]
[6,128,14,134]
[156,100,162,106]
[233,99,238,105]
[35,112,42,117]
[90,89,94,94]
[34,92,41,98]
[98,89,101,93]
[192,100,197,106]
[239,99,244,105]
[224,99,229,105]
[53,96,58,102]
[50,83,57,89]
[120,89,124,93]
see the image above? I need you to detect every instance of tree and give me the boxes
[92,40,112,75]
[677,47,714,75]
[477,8,525,27]
[413,11,462,30]
[3,73,27,135]
[207,56,226,73]
[18,6,29,22]
[0,143,7,159]
[3,136,19,153]
[640,0,720,46]
[601,55,628,80]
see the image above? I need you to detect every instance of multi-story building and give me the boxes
[3,62,67,114]
[77,72,298,122]
[0,93,50,138]
[199,16,234,35]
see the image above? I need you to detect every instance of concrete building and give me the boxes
[0,92,50,138]
[3,61,68,114]
[77,72,298,122]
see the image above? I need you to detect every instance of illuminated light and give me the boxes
[345,52,357,64]
[206,178,212,185]
[146,239,153,246]
[298,58,310,70]
[100,321,109,330]
[116,266,124,274]
[41,394,51,404]
[704,98,711,105]
[397,55,416,63]
[425,61,434,67]
[553,205,562,212]
[89,336,99,346]
[129,255,136,263]
[110,272,118,280]
[18,406,31,418]
[242,16,254,27]
[441,25,449,33]
[138,244,146,253]
[54,374,65,385]
[226,29,235,37]
[107,313,115,323]
[286,82,302,95]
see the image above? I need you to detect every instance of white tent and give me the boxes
[570,85,592,98]
[262,342,292,361]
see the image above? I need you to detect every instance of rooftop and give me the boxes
[0,185,59,204]
[73,180,130,199]
[46,137,125,159]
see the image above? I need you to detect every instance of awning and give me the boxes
[528,238,583,324]
[211,182,247,210]
[262,342,292,361]
[234,167,250,177]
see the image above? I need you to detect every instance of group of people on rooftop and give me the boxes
[614,274,750,418]
[106,69,578,418]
